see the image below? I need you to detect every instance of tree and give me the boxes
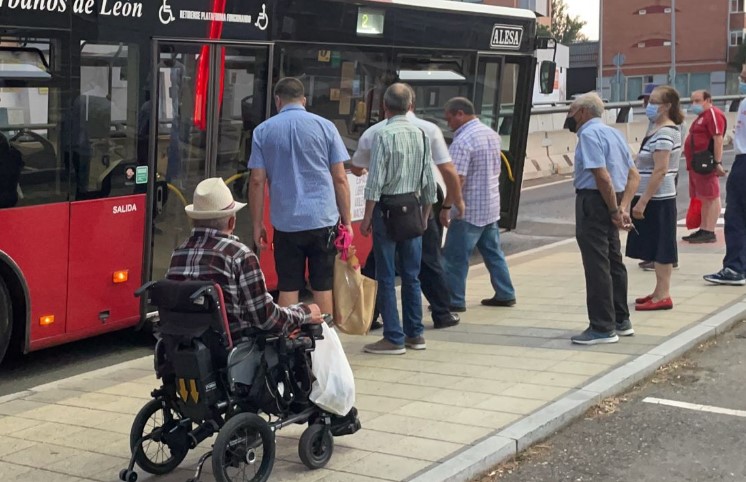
[539,0,588,44]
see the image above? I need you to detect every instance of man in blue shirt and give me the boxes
[248,77,352,315]
[564,92,640,345]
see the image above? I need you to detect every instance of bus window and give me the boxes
[215,45,269,184]
[278,47,390,156]
[69,42,141,201]
[397,54,473,140]
[0,40,67,208]
[498,63,520,150]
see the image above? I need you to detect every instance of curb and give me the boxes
[0,355,152,405]
[407,301,746,482]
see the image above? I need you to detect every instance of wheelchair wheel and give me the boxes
[298,423,334,470]
[212,413,275,482]
[130,399,189,475]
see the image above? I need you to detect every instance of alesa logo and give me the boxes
[113,203,137,214]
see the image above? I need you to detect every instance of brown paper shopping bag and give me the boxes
[332,249,377,335]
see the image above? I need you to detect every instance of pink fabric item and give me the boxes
[334,224,352,260]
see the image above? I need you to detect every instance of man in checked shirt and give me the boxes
[442,97,516,312]
[167,178,324,337]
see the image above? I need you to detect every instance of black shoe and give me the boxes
[481,297,516,307]
[433,313,460,329]
[688,230,716,244]
[429,305,466,313]
[330,407,361,437]
[370,319,383,330]
[682,229,703,241]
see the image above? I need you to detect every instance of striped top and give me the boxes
[364,116,437,204]
[635,125,682,200]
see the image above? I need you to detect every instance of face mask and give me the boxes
[564,115,578,133]
[645,103,660,122]
[690,103,704,115]
[739,81,746,95]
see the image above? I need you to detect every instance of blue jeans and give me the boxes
[443,219,515,308]
[372,205,424,346]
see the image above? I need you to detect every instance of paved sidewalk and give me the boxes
[0,228,744,482]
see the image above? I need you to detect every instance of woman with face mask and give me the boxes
[625,86,684,311]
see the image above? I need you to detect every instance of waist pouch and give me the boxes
[379,193,425,242]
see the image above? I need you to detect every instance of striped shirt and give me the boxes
[364,115,437,204]
[635,125,681,200]
[449,118,502,226]
[167,228,311,336]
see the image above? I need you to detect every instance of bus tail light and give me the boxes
[40,315,55,326]
[113,270,129,284]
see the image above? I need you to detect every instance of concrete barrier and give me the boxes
[546,131,577,175]
[523,132,553,180]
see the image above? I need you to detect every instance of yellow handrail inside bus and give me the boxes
[167,183,188,207]
[501,151,515,183]
[224,172,249,186]
[160,172,247,211]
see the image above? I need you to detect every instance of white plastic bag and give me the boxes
[309,323,356,416]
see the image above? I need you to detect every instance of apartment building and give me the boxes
[601,0,742,101]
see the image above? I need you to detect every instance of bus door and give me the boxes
[474,53,526,230]
[65,42,149,335]
[147,40,272,283]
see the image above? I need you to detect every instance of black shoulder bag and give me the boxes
[690,133,716,175]
[378,130,428,242]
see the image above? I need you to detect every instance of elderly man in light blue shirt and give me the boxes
[564,92,639,346]
[248,77,352,315]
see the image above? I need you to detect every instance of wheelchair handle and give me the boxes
[322,313,334,326]
[134,280,157,298]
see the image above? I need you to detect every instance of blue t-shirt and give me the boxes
[574,118,635,192]
[248,105,349,232]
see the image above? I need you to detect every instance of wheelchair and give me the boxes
[119,279,360,482]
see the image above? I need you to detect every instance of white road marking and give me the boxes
[642,397,746,418]
[522,178,574,192]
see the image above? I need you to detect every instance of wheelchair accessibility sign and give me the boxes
[159,0,175,24]
[163,1,270,29]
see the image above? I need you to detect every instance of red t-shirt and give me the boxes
[684,106,726,170]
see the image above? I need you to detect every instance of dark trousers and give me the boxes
[420,213,451,320]
[724,155,746,274]
[361,209,451,323]
[575,190,630,333]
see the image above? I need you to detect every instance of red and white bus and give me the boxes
[0,0,552,362]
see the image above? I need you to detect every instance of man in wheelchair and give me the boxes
[120,178,359,482]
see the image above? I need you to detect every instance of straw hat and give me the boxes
[185,178,246,220]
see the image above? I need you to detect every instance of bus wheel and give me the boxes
[0,280,12,364]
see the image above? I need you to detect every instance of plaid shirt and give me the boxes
[450,119,501,227]
[364,115,437,204]
[167,228,311,335]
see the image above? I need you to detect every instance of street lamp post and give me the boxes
[669,0,677,85]
[598,0,604,93]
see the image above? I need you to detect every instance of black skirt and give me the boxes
[625,197,678,264]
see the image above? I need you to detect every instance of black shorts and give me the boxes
[273,226,337,292]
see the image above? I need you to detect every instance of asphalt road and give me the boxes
[0,151,735,397]
[484,320,746,482]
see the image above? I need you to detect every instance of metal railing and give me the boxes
[530,95,744,118]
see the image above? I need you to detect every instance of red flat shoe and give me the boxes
[635,297,673,311]
[635,294,653,304]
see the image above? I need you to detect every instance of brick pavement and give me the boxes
[0,229,743,482]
